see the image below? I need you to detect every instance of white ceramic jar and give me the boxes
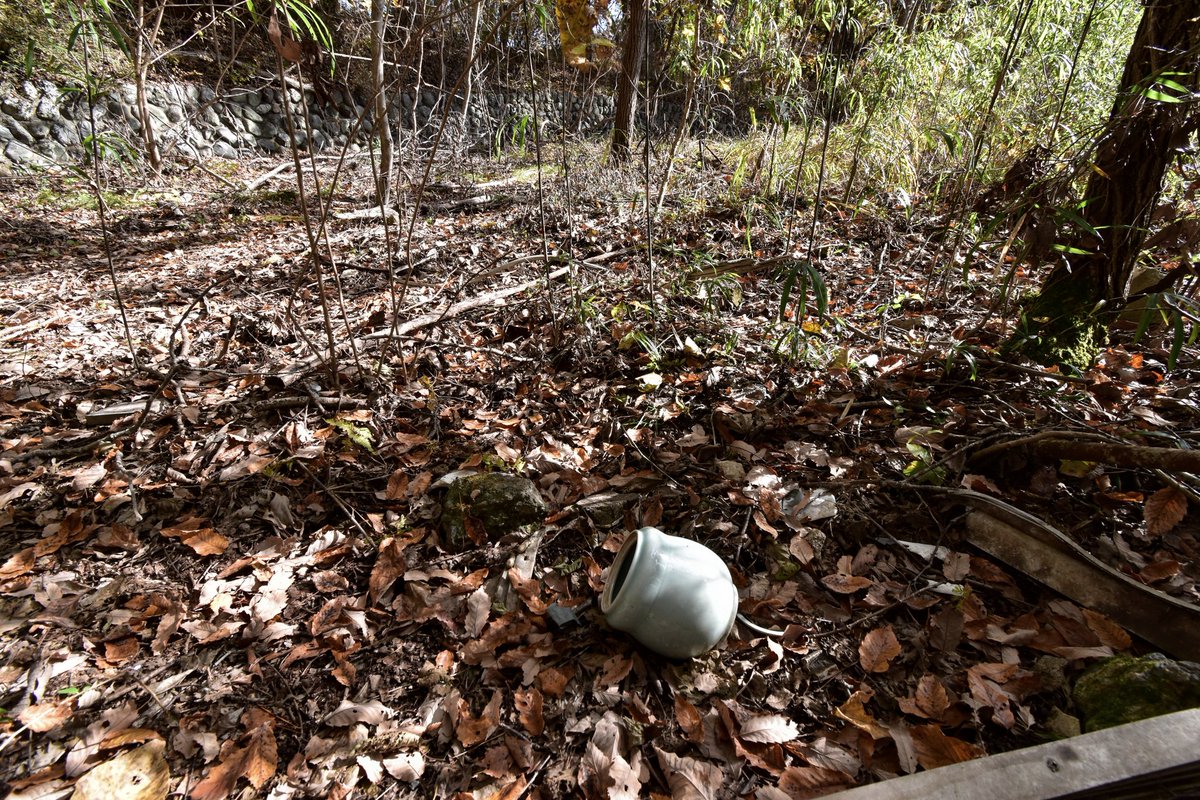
[600,527,739,659]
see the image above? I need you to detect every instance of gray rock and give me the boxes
[420,89,437,108]
[2,97,34,120]
[166,104,185,123]
[212,140,237,159]
[400,92,414,111]
[0,123,11,141]
[184,84,200,102]
[5,140,51,167]
[441,472,548,553]
[25,119,50,139]
[243,120,262,136]
[257,138,279,153]
[43,140,68,161]
[50,123,76,148]
[257,102,273,115]
[216,126,238,145]
[36,96,62,122]
[5,119,33,145]
[1074,654,1200,731]
[575,492,638,529]
[203,109,220,126]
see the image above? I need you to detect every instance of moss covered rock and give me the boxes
[1072,654,1200,731]
[441,472,548,553]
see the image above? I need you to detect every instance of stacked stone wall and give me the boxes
[0,77,621,173]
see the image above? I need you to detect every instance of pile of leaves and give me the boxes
[1,151,1198,799]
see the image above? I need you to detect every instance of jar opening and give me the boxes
[609,531,639,600]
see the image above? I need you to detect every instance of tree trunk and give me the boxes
[1015,0,1200,368]
[132,0,165,175]
[371,0,393,207]
[610,0,646,162]
[461,0,483,126]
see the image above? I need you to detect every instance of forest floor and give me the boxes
[1,145,1199,800]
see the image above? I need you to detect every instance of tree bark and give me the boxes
[461,0,483,126]
[610,0,646,162]
[132,0,166,175]
[1016,0,1200,367]
[371,0,393,207]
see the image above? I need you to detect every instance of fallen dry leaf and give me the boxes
[654,747,723,800]
[322,699,393,727]
[859,625,902,673]
[943,551,970,581]
[368,536,409,602]
[536,666,571,698]
[910,723,985,769]
[898,674,951,721]
[822,573,873,594]
[491,775,528,800]
[834,690,889,740]
[738,714,799,744]
[159,517,229,556]
[456,690,502,747]
[777,765,854,798]
[1145,486,1188,536]
[71,740,169,800]
[382,751,425,781]
[190,718,276,800]
[1139,559,1183,584]
[514,687,544,736]
[674,694,704,744]
[18,700,74,733]
[1080,608,1132,649]
[966,664,1016,729]
[607,751,642,800]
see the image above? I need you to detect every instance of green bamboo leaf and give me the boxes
[1057,205,1102,240]
[1143,88,1183,103]
[1132,294,1160,343]
[1168,313,1186,370]
[1052,244,1093,255]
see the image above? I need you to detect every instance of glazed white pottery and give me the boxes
[601,527,739,659]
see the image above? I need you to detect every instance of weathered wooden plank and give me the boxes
[823,709,1200,800]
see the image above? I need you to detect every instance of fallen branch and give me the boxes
[0,314,65,343]
[800,479,1200,661]
[972,432,1200,474]
[365,265,571,341]
[691,254,794,279]
[965,507,1200,661]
